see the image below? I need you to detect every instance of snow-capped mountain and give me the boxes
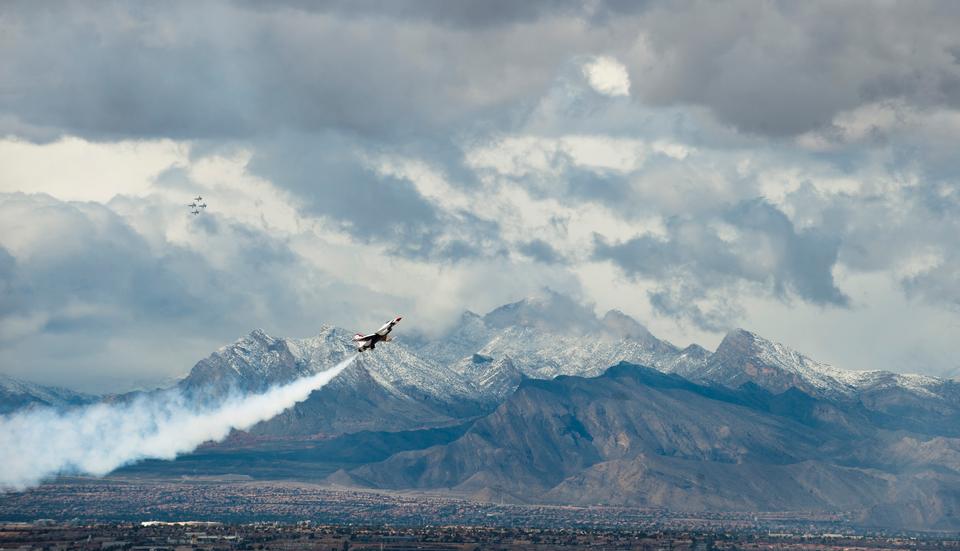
[7,293,957,440]
[181,326,479,402]
[177,325,490,435]
[684,328,960,435]
[419,294,709,384]
[0,373,96,414]
[450,354,524,402]
[691,328,957,400]
[176,294,958,435]
[689,329,864,398]
[413,296,960,437]
[167,295,713,436]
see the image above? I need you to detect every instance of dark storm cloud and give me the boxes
[0,1,620,260]
[626,1,960,136]
[0,1,622,142]
[804,179,960,314]
[241,0,662,30]
[518,239,565,265]
[247,134,439,243]
[727,200,847,306]
[244,133,506,261]
[4,0,960,382]
[593,199,847,328]
[4,1,960,143]
[247,0,588,28]
[0,246,19,315]
[565,167,634,207]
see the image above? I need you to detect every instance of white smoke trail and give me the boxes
[0,354,358,492]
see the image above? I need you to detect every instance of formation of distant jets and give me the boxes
[183,192,398,354]
[182,190,401,355]
[187,196,208,215]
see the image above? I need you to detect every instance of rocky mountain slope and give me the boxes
[412,294,958,428]
[340,362,960,530]
[0,374,95,414]
[690,328,949,398]
[176,326,490,435]
[6,293,960,529]
[6,293,956,440]
[687,329,960,435]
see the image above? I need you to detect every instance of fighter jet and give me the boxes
[194,196,203,202]
[188,202,198,208]
[353,316,402,352]
[191,209,200,215]
[199,202,207,208]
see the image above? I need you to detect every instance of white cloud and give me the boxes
[0,137,188,202]
[739,270,960,377]
[3,3,960,388]
[895,249,944,281]
[581,55,631,97]
[466,134,655,177]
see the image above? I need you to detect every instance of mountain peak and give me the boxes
[246,328,274,342]
[718,328,760,348]
[600,309,653,340]
[0,373,95,414]
[461,310,482,321]
[482,291,600,333]
[700,328,865,398]
[680,343,710,358]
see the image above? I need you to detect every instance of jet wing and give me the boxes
[375,317,402,336]
[352,333,375,342]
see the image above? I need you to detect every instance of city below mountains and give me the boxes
[5,294,960,530]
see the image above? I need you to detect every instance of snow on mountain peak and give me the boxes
[600,309,655,340]
[482,292,600,333]
[699,328,948,399]
[0,373,95,413]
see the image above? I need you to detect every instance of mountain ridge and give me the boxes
[5,295,960,530]
[0,373,96,414]
[339,361,960,530]
[5,295,955,431]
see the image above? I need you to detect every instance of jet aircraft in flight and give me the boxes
[353,316,402,352]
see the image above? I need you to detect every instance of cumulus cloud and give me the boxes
[581,56,631,97]
[3,1,960,382]
[0,193,329,389]
[518,239,566,265]
[593,200,848,329]
[0,2,630,141]
[625,1,960,136]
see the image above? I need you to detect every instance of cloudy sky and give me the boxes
[2,1,960,391]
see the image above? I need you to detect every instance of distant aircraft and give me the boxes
[188,202,197,208]
[353,317,402,352]
[199,202,207,208]
[191,209,200,215]
[194,196,203,201]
